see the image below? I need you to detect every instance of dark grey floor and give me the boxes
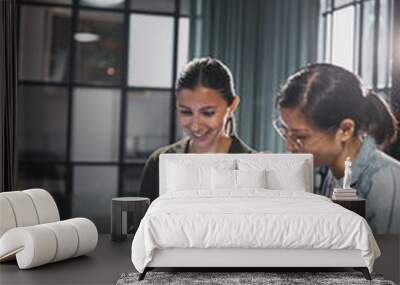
[374,235,400,284]
[0,234,134,285]
[1,235,399,285]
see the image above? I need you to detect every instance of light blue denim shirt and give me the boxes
[318,136,400,234]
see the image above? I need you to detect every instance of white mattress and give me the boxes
[131,190,380,273]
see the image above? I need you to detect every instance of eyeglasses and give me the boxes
[272,117,305,151]
[273,117,338,151]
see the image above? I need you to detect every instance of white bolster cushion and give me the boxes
[0,195,17,237]
[0,218,98,269]
[0,191,39,227]
[42,221,79,262]
[23,189,60,223]
[0,225,57,269]
[65,218,98,257]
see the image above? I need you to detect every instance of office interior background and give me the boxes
[9,0,400,232]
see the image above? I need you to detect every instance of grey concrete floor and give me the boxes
[1,234,399,285]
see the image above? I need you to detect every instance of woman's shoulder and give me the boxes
[369,149,400,174]
[230,135,256,153]
[357,136,400,175]
[146,137,189,163]
[359,147,400,191]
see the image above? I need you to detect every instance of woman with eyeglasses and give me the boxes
[275,63,400,234]
[139,57,254,202]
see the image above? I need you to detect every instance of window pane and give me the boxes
[353,3,361,71]
[128,14,174,87]
[332,6,355,71]
[377,0,390,88]
[334,0,354,8]
[72,88,120,162]
[321,0,332,11]
[325,14,332,62]
[361,0,375,86]
[180,0,191,16]
[23,0,72,5]
[388,0,394,87]
[18,85,68,161]
[75,11,124,85]
[17,163,67,218]
[121,165,144,196]
[80,0,125,8]
[177,17,190,77]
[130,0,175,13]
[19,6,71,82]
[72,166,118,233]
[125,90,170,160]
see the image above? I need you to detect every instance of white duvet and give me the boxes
[131,190,380,273]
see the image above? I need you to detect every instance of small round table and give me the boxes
[111,197,150,242]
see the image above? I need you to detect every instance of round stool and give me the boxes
[111,197,150,242]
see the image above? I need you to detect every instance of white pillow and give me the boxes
[211,168,268,190]
[236,169,267,189]
[237,159,307,191]
[167,163,212,191]
[212,168,236,190]
[266,167,306,191]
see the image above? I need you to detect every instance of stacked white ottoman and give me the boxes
[0,189,98,269]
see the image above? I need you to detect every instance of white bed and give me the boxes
[131,154,380,280]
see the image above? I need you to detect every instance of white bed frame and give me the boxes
[139,154,371,280]
[148,248,366,267]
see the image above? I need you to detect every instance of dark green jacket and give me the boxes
[139,136,255,201]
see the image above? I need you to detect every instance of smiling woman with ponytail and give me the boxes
[275,63,400,234]
[138,57,254,202]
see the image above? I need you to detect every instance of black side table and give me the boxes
[332,198,366,218]
[111,197,150,242]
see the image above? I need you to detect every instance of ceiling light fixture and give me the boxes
[81,0,124,7]
[74,32,100,43]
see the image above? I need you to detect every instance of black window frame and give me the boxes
[16,0,190,219]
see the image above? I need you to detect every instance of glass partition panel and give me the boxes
[17,163,67,216]
[18,85,68,161]
[121,165,144,196]
[72,88,121,162]
[130,0,174,13]
[125,90,170,160]
[128,14,174,87]
[19,6,71,82]
[75,10,124,84]
[72,166,118,233]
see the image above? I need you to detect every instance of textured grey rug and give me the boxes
[116,271,396,285]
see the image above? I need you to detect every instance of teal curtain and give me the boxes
[189,0,320,152]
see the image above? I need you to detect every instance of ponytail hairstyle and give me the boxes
[364,89,398,146]
[276,63,398,146]
[176,57,237,136]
